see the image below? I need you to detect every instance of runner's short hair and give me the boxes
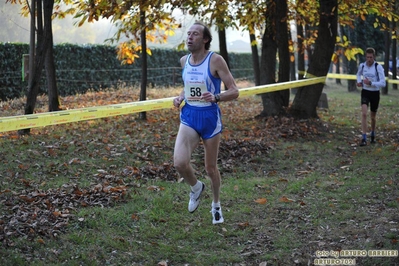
[194,21,212,50]
[366,47,375,56]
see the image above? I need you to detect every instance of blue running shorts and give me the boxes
[180,103,222,140]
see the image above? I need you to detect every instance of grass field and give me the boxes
[1,79,399,266]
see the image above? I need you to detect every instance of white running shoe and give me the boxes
[188,181,205,213]
[211,207,224,224]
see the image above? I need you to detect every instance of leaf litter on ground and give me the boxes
[1,81,399,265]
[0,83,326,235]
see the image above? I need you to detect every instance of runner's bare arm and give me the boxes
[210,54,239,102]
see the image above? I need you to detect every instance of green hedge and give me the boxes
[0,43,254,101]
[0,43,28,100]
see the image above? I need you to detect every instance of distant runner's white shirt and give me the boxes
[356,62,386,91]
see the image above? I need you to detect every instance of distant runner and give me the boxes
[356,47,386,146]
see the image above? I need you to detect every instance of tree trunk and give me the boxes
[297,23,305,81]
[394,0,399,90]
[258,0,291,117]
[382,17,390,95]
[20,0,49,135]
[289,0,338,119]
[139,9,147,120]
[296,0,306,83]
[218,27,230,69]
[335,24,341,85]
[258,0,279,117]
[341,20,363,92]
[250,32,260,86]
[290,56,296,81]
[305,24,312,67]
[392,36,397,90]
[290,28,296,82]
[25,0,45,116]
[341,24,357,91]
[348,59,358,91]
[44,0,60,112]
[218,25,230,90]
[275,0,290,107]
[293,19,305,95]
[335,54,341,85]
[28,0,35,88]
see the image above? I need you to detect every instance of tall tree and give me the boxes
[340,25,358,92]
[392,0,399,90]
[276,0,290,84]
[217,21,230,71]
[14,0,60,135]
[289,0,338,118]
[44,0,60,112]
[297,22,305,81]
[383,16,391,95]
[333,24,342,85]
[289,32,296,82]
[292,0,314,83]
[258,0,278,116]
[259,0,290,117]
[235,1,265,86]
[213,0,232,72]
[250,32,261,86]
[139,8,147,120]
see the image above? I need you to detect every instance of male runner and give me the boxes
[173,22,239,224]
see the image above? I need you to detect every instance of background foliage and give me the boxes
[0,43,254,101]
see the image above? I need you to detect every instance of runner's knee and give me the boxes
[174,157,190,172]
[205,164,218,177]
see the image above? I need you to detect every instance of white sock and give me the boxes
[191,180,202,192]
[212,202,221,209]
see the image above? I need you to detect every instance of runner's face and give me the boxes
[366,53,374,66]
[186,25,206,52]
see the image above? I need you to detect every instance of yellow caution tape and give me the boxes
[327,73,399,85]
[385,79,399,85]
[6,74,399,133]
[0,97,175,133]
[326,73,357,80]
[0,77,327,133]
[238,77,325,97]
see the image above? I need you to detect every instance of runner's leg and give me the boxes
[203,133,221,203]
[174,124,200,186]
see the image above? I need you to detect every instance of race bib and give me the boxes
[184,81,209,106]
